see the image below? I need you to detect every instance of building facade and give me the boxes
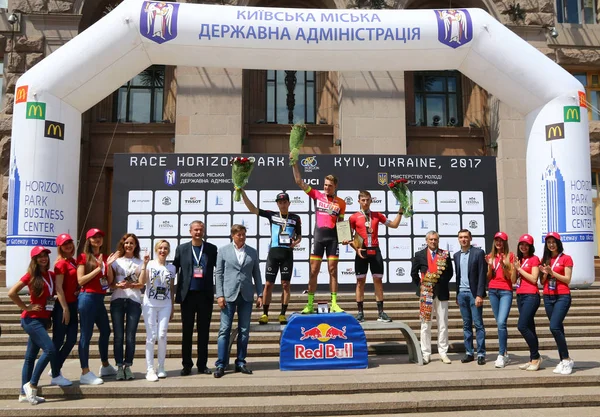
[0,0,599,284]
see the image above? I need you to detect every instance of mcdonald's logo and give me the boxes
[26,102,46,120]
[579,91,587,108]
[44,120,64,140]
[15,86,28,104]
[564,106,580,123]
[545,123,565,141]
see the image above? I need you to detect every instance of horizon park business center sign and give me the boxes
[5,0,594,287]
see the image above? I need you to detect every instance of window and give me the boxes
[557,0,597,24]
[573,72,600,120]
[266,70,316,124]
[114,65,164,123]
[413,71,462,127]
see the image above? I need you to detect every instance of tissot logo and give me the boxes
[545,123,565,141]
[184,197,202,204]
[372,197,382,204]
[341,268,355,276]
[396,267,405,276]
[44,121,65,140]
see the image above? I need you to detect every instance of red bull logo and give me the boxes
[296,323,352,359]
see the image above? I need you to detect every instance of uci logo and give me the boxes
[306,178,320,186]
[301,156,318,168]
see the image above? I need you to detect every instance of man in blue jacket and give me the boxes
[454,229,487,365]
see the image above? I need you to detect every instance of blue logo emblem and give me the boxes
[435,9,472,49]
[140,1,179,44]
[165,170,177,186]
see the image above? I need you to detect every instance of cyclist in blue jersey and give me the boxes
[239,188,301,325]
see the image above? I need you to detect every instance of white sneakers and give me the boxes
[157,366,167,379]
[494,354,510,368]
[19,393,45,404]
[146,369,159,382]
[422,354,431,364]
[99,364,118,377]
[554,359,575,375]
[440,354,452,364]
[22,383,41,405]
[80,371,104,385]
[50,374,73,386]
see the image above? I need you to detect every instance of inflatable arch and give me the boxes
[7,0,593,286]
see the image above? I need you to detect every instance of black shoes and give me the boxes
[461,355,474,363]
[213,367,225,378]
[235,365,253,375]
[477,356,486,365]
[180,367,192,376]
[198,367,212,375]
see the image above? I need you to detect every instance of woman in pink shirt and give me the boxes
[540,232,574,375]
[485,232,516,368]
[513,234,541,371]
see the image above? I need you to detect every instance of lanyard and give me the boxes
[551,254,563,271]
[361,210,371,230]
[493,254,505,273]
[68,259,77,269]
[95,255,105,276]
[279,212,288,232]
[192,244,204,266]
[42,273,54,295]
[520,257,530,270]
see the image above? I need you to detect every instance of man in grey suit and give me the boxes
[214,224,263,378]
[454,229,487,365]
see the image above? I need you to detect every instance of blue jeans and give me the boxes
[78,292,111,369]
[52,301,79,371]
[110,298,142,366]
[517,293,540,361]
[215,294,253,369]
[488,289,513,355]
[457,291,486,357]
[21,317,59,392]
[544,294,571,360]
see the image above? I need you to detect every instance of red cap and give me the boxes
[86,228,105,239]
[56,233,73,246]
[30,246,50,258]
[518,234,534,245]
[546,232,561,241]
[494,232,508,241]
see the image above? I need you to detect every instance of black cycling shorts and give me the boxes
[355,247,384,277]
[265,247,294,283]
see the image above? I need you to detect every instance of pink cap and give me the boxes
[494,232,508,241]
[56,233,73,246]
[30,246,50,258]
[518,234,534,245]
[545,232,561,241]
[86,228,105,239]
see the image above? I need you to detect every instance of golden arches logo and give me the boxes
[26,102,45,120]
[545,123,564,141]
[15,86,28,104]
[564,106,580,123]
[44,121,65,140]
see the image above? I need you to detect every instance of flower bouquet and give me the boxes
[289,123,307,166]
[388,178,413,217]
[231,156,255,202]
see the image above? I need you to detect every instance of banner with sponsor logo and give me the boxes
[6,90,81,287]
[112,154,498,288]
[526,95,594,287]
[280,313,368,370]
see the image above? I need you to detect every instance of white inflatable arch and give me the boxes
[7,0,593,286]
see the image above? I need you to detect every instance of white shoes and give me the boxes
[99,364,118,377]
[440,354,452,364]
[157,366,167,378]
[50,374,73,386]
[22,383,40,405]
[494,354,510,368]
[146,369,159,382]
[19,394,45,404]
[80,371,104,385]
[560,359,575,375]
[422,354,431,364]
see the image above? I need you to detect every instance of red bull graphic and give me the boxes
[280,314,367,370]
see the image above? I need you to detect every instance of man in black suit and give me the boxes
[454,229,487,365]
[173,220,218,376]
[411,231,453,364]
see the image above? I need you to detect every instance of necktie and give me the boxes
[431,251,436,261]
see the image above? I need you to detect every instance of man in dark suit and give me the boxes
[213,224,263,378]
[173,220,217,376]
[411,230,453,364]
[454,229,487,365]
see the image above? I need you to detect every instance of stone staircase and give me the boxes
[0,288,598,415]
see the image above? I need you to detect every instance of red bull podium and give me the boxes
[280,313,368,371]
